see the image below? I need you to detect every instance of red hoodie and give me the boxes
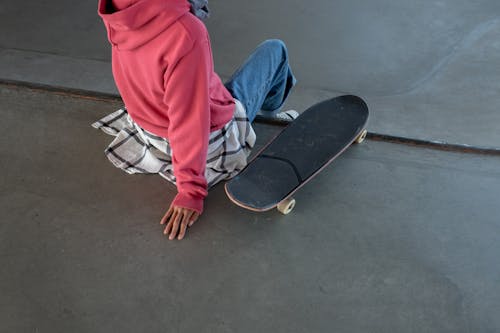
[98,0,236,214]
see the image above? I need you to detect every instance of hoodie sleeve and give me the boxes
[163,37,211,214]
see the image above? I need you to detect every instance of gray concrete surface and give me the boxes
[2,1,500,332]
[2,84,500,332]
[1,1,500,147]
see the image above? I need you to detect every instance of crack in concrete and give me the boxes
[382,18,500,97]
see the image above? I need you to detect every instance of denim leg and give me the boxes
[225,39,297,123]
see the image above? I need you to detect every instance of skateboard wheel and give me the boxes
[355,129,368,144]
[277,198,296,215]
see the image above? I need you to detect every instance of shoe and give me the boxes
[255,109,299,124]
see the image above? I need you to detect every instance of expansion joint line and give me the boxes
[1,79,499,156]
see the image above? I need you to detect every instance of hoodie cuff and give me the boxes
[172,192,204,215]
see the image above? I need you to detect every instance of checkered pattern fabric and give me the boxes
[92,99,256,188]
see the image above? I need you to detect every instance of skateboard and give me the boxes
[224,95,369,214]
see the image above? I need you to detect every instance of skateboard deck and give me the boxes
[224,95,369,214]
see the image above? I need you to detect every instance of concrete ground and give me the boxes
[2,84,500,332]
[1,0,500,147]
[1,0,500,332]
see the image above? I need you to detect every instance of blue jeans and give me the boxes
[224,39,297,123]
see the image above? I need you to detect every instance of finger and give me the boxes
[160,206,174,225]
[169,210,182,240]
[177,210,193,240]
[188,212,200,227]
[164,210,177,235]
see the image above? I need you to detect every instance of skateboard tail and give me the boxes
[224,183,280,212]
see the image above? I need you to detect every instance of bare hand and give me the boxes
[160,204,200,240]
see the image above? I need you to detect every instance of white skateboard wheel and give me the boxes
[355,129,368,144]
[277,198,296,215]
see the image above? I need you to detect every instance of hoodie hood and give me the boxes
[111,0,138,10]
[98,0,190,50]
